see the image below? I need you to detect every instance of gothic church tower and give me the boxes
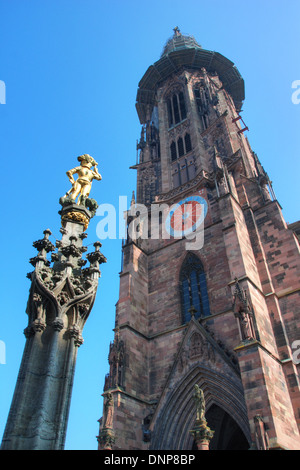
[2,155,106,450]
[97,29,300,450]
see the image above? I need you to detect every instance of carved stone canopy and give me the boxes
[26,227,107,344]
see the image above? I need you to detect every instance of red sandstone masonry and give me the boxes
[98,43,300,449]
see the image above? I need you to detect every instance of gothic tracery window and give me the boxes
[185,133,192,153]
[180,253,210,323]
[178,137,184,157]
[170,133,192,161]
[194,85,209,130]
[167,91,187,127]
[170,141,177,161]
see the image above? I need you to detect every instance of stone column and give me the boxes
[1,156,106,450]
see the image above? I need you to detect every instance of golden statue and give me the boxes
[66,154,102,204]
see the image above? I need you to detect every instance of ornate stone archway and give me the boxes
[150,365,251,450]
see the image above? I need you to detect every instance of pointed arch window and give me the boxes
[167,99,174,127]
[178,137,184,157]
[167,91,187,127]
[178,92,187,120]
[194,85,209,130]
[170,141,177,161]
[170,133,193,161]
[184,133,192,153]
[180,253,210,323]
[173,94,180,123]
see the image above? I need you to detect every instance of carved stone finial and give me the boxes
[30,229,56,268]
[131,190,136,206]
[188,305,197,319]
[86,242,107,270]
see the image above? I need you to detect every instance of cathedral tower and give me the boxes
[1,154,106,450]
[97,29,300,450]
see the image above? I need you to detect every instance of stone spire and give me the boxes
[1,154,106,450]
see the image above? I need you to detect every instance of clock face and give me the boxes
[165,195,208,238]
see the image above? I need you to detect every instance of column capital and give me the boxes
[97,428,116,450]
[190,418,214,446]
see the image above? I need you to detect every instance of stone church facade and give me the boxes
[97,29,300,450]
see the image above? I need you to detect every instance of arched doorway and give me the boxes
[191,404,249,450]
[150,366,251,450]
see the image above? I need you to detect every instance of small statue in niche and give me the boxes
[239,309,254,341]
[232,278,256,342]
[103,393,114,429]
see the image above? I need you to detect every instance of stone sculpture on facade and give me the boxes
[193,385,206,422]
[189,385,214,450]
[97,393,115,450]
[232,278,256,343]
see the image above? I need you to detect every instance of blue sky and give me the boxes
[0,0,299,450]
